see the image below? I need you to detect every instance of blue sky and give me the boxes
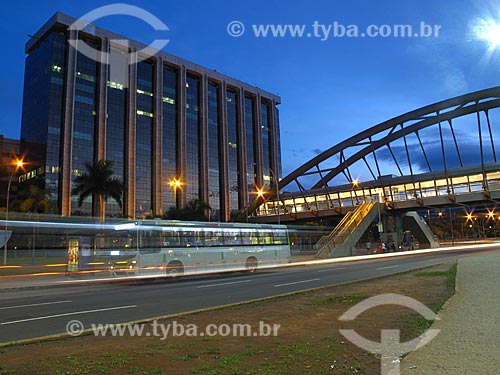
[1,0,500,177]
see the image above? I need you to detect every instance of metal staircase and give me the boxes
[315,202,378,258]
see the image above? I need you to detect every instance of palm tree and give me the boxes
[71,160,124,222]
[166,198,211,221]
[185,199,211,220]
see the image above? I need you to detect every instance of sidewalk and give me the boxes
[401,252,500,374]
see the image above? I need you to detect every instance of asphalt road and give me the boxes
[1,245,499,343]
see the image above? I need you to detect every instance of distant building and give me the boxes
[0,135,21,208]
[21,13,282,221]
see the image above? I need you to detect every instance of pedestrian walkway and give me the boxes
[401,252,500,374]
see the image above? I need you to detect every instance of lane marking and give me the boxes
[428,258,443,261]
[0,305,137,325]
[0,300,72,310]
[274,278,320,287]
[376,265,399,270]
[197,280,252,288]
[317,267,345,273]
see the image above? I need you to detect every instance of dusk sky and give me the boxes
[2,0,500,177]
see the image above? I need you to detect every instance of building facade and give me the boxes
[20,13,282,221]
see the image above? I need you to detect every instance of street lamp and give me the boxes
[3,157,24,265]
[268,168,281,225]
[168,178,183,208]
[248,162,282,224]
[256,187,266,199]
[350,178,361,205]
[255,167,281,225]
[255,175,281,225]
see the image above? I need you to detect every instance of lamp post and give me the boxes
[255,166,281,225]
[3,158,24,266]
[351,178,360,205]
[268,168,281,225]
[446,209,454,246]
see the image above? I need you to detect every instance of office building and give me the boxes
[21,13,282,221]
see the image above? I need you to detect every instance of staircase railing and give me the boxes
[315,202,376,257]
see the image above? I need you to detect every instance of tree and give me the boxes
[71,160,124,222]
[166,198,211,221]
[17,184,51,214]
[230,208,248,223]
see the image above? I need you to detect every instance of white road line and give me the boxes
[197,279,252,288]
[317,267,345,273]
[0,305,137,325]
[376,265,400,271]
[0,300,72,310]
[429,258,443,261]
[274,278,320,287]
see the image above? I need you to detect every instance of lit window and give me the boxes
[76,72,95,82]
[136,110,154,118]
[137,89,153,96]
[107,81,124,90]
[162,97,175,105]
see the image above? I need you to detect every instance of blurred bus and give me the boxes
[1,219,291,277]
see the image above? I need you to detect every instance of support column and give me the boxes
[177,66,187,208]
[95,37,109,219]
[254,94,263,188]
[125,48,137,219]
[199,75,209,206]
[269,98,279,187]
[395,214,403,249]
[219,82,230,221]
[96,37,109,162]
[60,29,78,216]
[237,87,248,208]
[152,56,163,217]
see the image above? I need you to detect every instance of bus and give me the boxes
[2,219,291,278]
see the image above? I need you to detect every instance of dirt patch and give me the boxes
[0,263,456,375]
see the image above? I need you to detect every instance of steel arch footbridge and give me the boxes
[254,86,500,223]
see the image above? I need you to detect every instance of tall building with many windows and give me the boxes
[20,13,281,221]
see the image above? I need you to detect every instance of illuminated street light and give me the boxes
[253,164,281,225]
[168,178,183,208]
[254,182,281,224]
[267,168,281,225]
[487,210,495,220]
[3,157,25,265]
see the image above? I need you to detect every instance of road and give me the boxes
[1,245,499,343]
